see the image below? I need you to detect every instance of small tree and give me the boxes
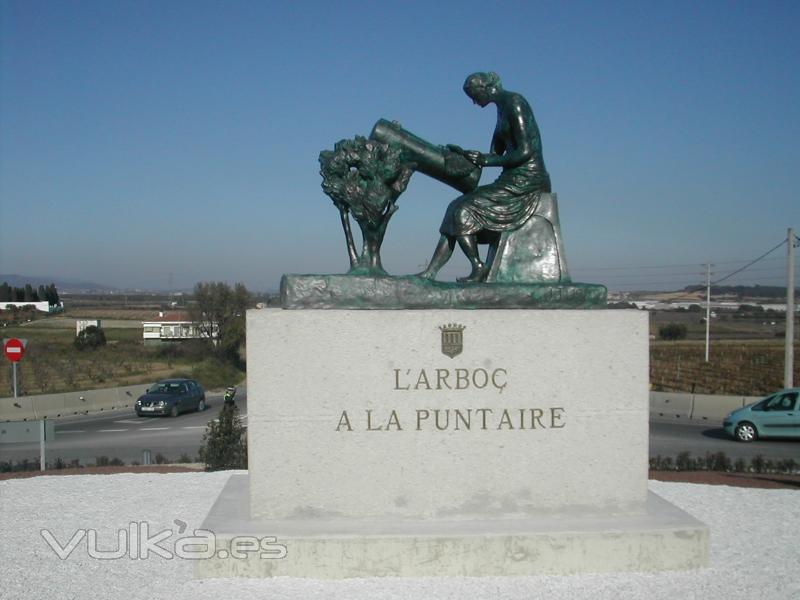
[659,323,687,341]
[189,281,251,363]
[44,283,59,306]
[199,403,247,471]
[74,325,107,350]
[319,136,413,275]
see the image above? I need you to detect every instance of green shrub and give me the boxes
[191,357,243,391]
[675,451,694,471]
[751,455,766,473]
[704,451,731,471]
[658,323,687,341]
[199,403,247,471]
[74,326,107,351]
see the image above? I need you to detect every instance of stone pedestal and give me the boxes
[487,193,570,283]
[197,309,708,578]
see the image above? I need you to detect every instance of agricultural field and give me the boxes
[647,304,796,394]
[0,323,242,396]
[648,309,788,341]
[651,340,798,395]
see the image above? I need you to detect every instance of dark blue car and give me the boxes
[136,378,206,417]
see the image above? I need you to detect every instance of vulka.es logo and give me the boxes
[40,519,287,561]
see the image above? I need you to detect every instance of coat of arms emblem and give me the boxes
[439,323,465,358]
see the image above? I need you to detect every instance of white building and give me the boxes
[76,319,101,335]
[1,301,64,313]
[142,311,216,345]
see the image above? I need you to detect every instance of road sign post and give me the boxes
[1,338,43,468]
[4,337,25,362]
[40,420,46,471]
[3,338,27,400]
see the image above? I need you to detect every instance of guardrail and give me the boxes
[1,386,761,423]
[0,384,149,422]
[649,391,761,421]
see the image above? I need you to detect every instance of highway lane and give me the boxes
[2,400,798,466]
[0,392,248,465]
[649,417,800,462]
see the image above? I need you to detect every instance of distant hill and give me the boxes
[683,284,799,299]
[0,274,117,294]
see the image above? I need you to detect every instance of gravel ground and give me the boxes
[0,472,798,600]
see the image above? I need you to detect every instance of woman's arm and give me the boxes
[491,132,506,157]
[465,96,534,168]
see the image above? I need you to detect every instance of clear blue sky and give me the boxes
[1,0,798,292]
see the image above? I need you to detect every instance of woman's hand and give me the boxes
[446,144,485,166]
[462,150,484,166]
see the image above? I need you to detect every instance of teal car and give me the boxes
[723,388,800,442]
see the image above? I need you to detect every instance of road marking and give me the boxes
[140,427,170,431]
[98,429,128,432]
[58,430,86,434]
[182,426,205,430]
[114,420,143,424]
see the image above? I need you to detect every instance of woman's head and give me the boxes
[463,72,502,106]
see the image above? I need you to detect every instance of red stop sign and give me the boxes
[4,338,25,362]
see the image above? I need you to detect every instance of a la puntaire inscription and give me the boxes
[335,366,566,432]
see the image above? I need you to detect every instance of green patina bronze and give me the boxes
[301,71,607,309]
[319,137,413,276]
[281,275,606,310]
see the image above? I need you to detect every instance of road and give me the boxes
[649,416,799,462]
[2,399,798,466]
[0,391,248,465]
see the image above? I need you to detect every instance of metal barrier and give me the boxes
[650,391,762,421]
[650,391,693,419]
[689,394,760,421]
[0,384,149,422]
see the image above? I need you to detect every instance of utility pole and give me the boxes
[705,263,712,362]
[786,228,795,388]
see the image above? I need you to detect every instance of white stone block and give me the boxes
[246,309,649,521]
[197,475,708,578]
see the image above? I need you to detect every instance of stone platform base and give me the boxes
[280,274,607,309]
[195,475,708,579]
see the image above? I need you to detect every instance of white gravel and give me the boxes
[1,472,798,599]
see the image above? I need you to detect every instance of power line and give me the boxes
[587,265,790,279]
[594,272,709,280]
[572,255,788,272]
[712,239,788,285]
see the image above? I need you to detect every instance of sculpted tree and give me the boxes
[319,136,413,275]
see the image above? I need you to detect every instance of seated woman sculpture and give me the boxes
[418,72,551,282]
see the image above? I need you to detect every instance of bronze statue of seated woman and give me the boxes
[417,72,551,282]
